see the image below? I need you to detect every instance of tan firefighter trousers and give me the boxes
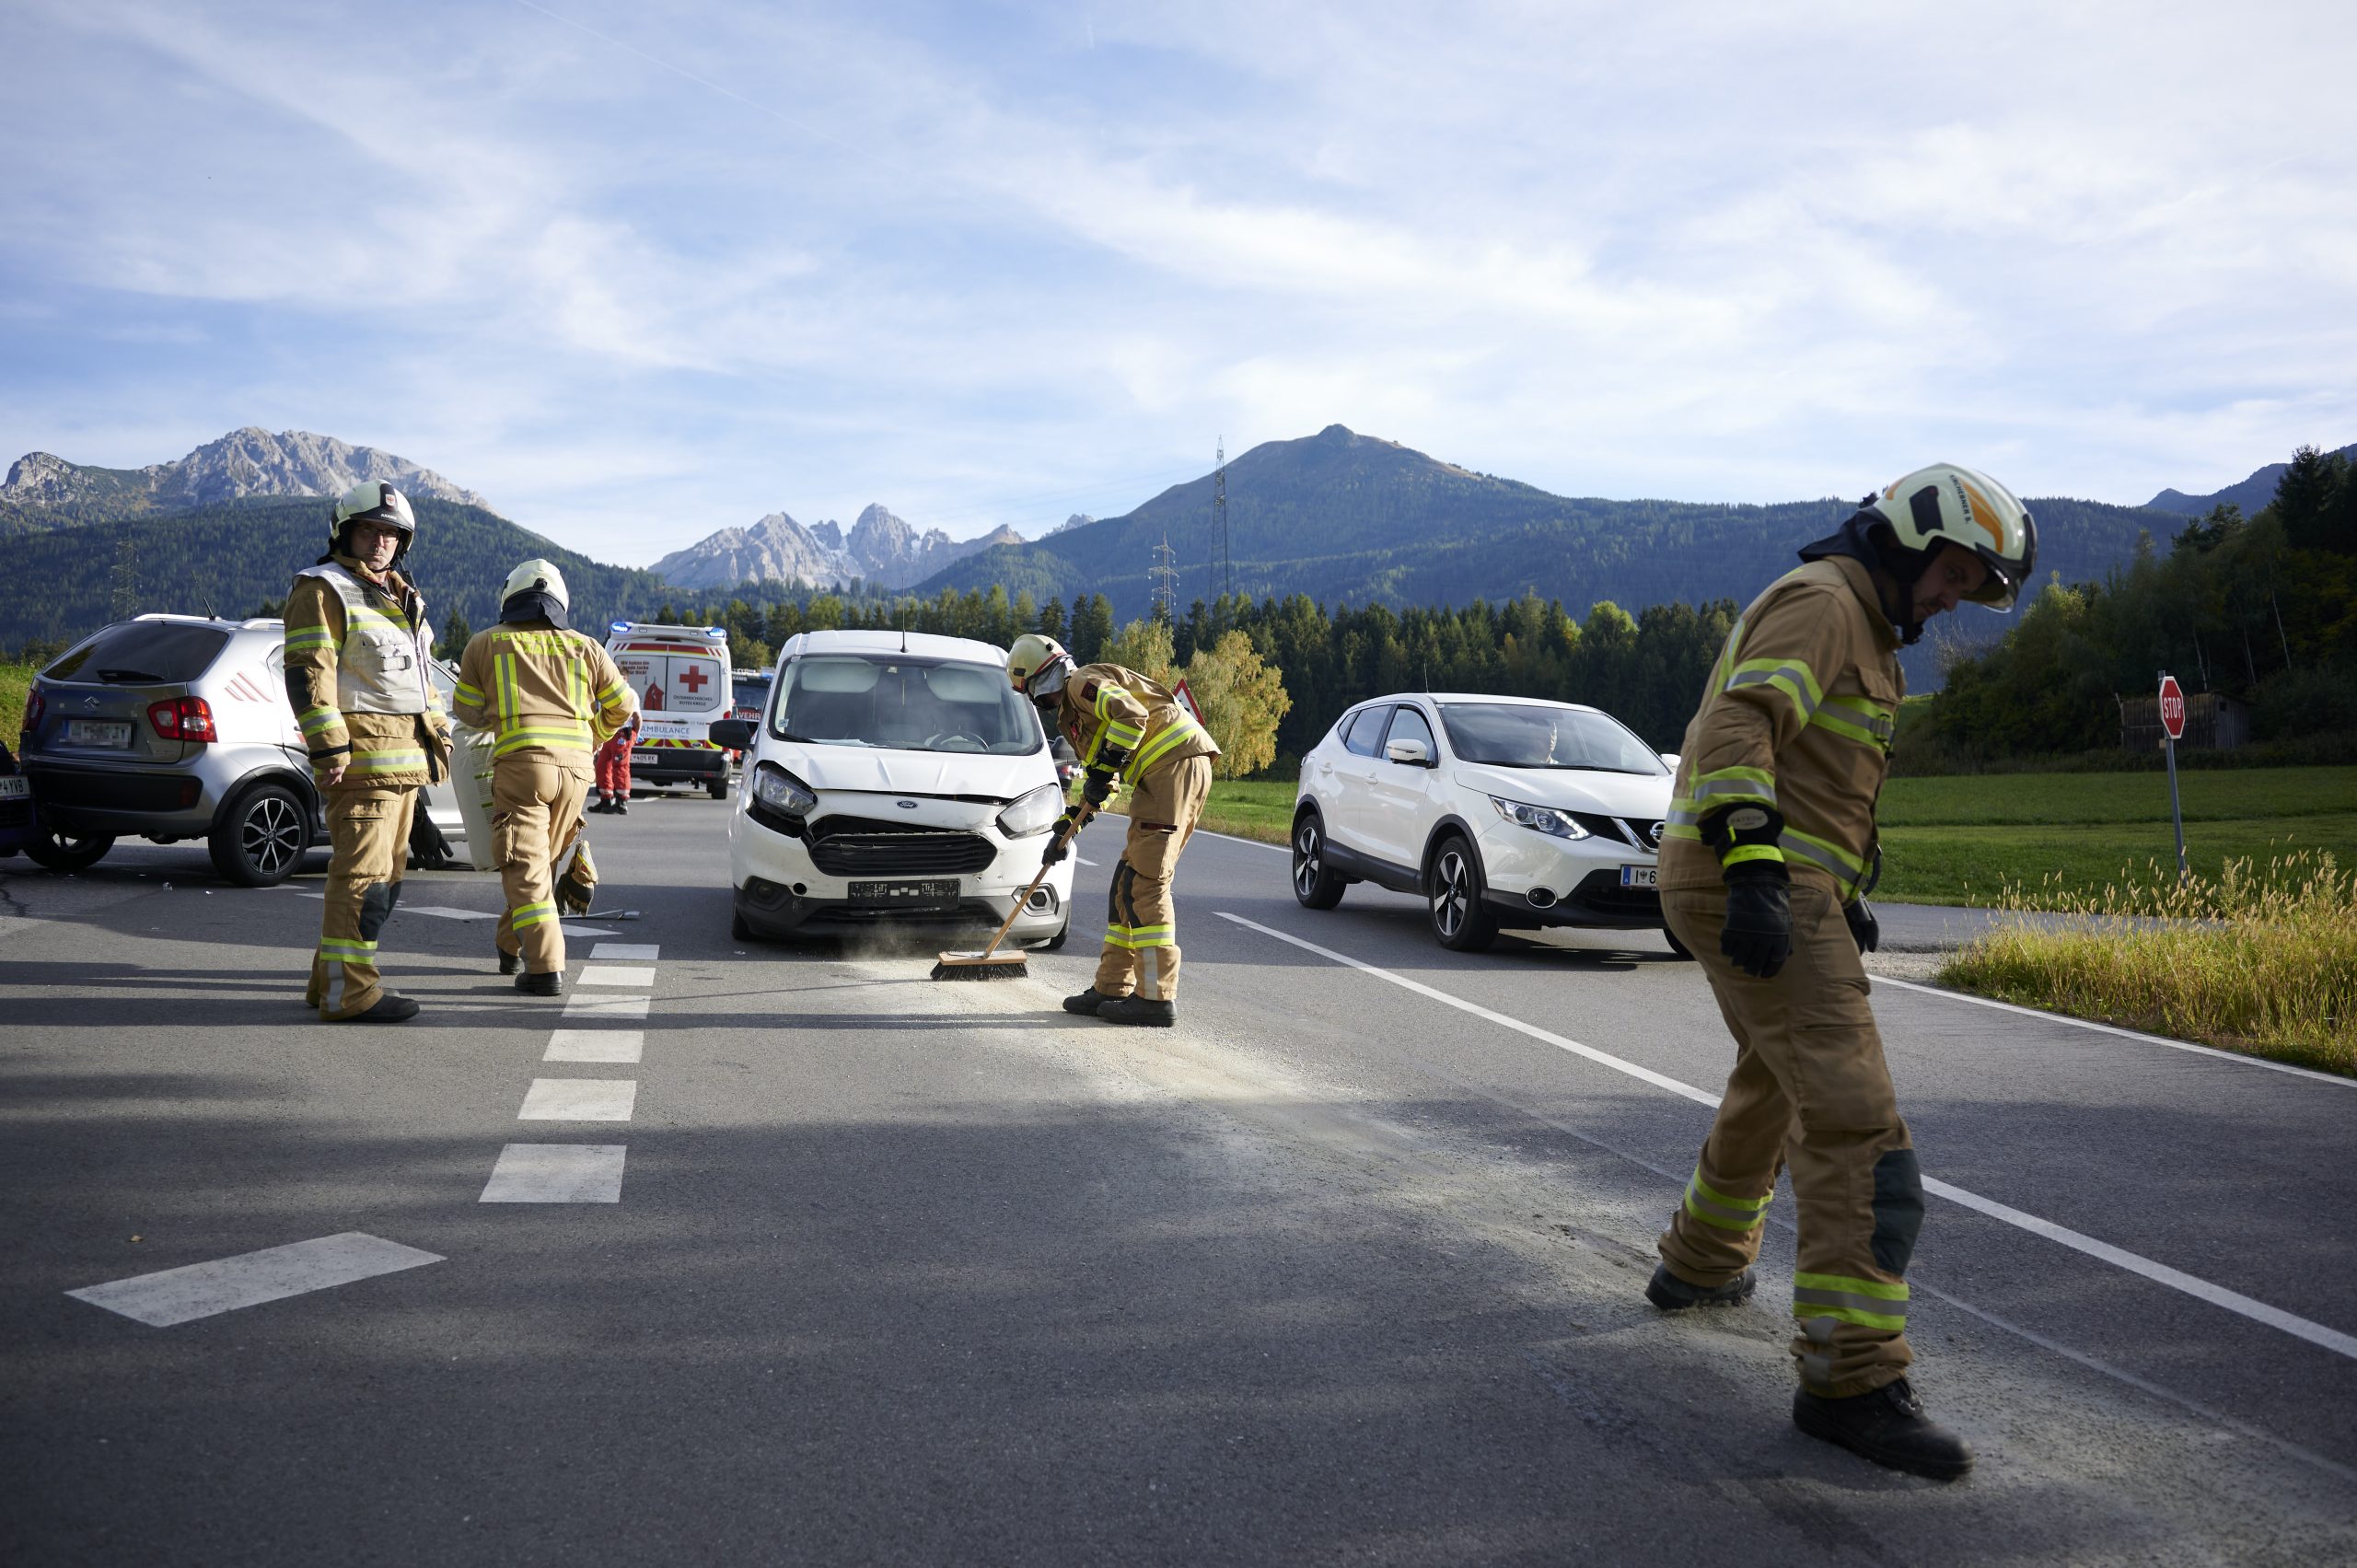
[1658,881,1922,1399]
[1093,753,1213,1004]
[492,756,592,976]
[308,784,419,1020]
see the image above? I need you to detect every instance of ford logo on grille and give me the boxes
[896,799,919,810]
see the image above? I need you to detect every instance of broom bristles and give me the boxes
[930,953,1029,981]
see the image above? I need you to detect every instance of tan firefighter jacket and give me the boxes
[1058,663,1221,786]
[283,556,450,788]
[450,619,637,769]
[1659,555,1902,902]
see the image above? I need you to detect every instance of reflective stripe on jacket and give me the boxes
[1059,662,1221,785]
[1657,556,1902,901]
[282,560,449,786]
[451,621,637,761]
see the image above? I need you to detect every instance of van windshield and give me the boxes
[1437,703,1666,773]
[772,655,1043,755]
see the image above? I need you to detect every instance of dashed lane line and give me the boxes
[577,965,656,986]
[518,1078,639,1121]
[563,993,652,1022]
[592,943,660,960]
[66,1233,442,1327]
[481,1144,626,1202]
[1215,910,2357,1366]
[546,1028,644,1063]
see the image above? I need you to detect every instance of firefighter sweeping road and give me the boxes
[3,799,2354,1564]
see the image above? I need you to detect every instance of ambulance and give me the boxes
[604,621,734,798]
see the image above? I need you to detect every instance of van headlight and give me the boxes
[997,783,1063,839]
[752,761,818,819]
[1490,796,1590,840]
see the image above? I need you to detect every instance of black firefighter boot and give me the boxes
[1794,1377,1974,1481]
[517,970,564,997]
[1644,1262,1758,1310]
[351,993,421,1023]
[1097,994,1176,1028]
[1064,987,1120,1016]
[497,946,521,975]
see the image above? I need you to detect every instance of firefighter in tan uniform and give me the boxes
[1649,464,2037,1481]
[450,560,637,995]
[284,482,453,1023]
[1007,634,1219,1027]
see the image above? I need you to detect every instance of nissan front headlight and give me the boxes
[1489,796,1591,841]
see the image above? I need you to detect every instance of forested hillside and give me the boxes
[0,495,677,653]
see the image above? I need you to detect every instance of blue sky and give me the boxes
[4,0,2353,567]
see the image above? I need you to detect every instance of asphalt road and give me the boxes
[4,792,2354,1565]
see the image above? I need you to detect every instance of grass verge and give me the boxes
[0,662,31,743]
[1936,851,2357,1077]
[1198,779,1295,845]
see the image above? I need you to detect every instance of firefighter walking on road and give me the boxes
[1650,464,2037,1481]
[1008,634,1219,1027]
[451,560,637,995]
[284,482,452,1024]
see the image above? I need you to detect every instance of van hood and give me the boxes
[1449,762,1673,819]
[778,744,1051,801]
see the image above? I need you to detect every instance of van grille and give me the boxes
[804,815,997,877]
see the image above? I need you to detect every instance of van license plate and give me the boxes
[849,879,959,903]
[66,720,134,749]
[0,776,29,799]
[1619,864,1658,889]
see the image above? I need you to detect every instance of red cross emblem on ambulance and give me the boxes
[678,665,710,693]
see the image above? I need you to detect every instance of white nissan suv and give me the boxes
[712,630,1075,947]
[1291,692,1684,953]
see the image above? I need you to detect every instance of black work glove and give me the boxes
[1040,811,1078,866]
[1082,768,1117,807]
[1720,861,1793,980]
[1845,897,1879,954]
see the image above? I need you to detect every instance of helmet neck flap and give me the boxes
[501,589,571,630]
[1798,509,1932,645]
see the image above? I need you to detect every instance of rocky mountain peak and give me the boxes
[649,502,1026,592]
[0,426,496,516]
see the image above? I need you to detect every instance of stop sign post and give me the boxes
[2158,672,2189,879]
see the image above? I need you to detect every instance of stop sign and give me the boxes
[2158,674,2188,741]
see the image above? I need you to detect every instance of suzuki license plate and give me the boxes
[66,720,134,749]
[1619,864,1658,889]
[0,776,29,799]
[849,879,959,903]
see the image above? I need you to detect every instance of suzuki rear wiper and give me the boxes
[96,668,166,684]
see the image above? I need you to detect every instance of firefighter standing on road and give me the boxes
[284,482,452,1024]
[451,560,637,995]
[1008,635,1219,1028]
[1650,463,2037,1481]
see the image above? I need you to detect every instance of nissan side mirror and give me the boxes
[1658,752,1680,771]
[1386,738,1432,766]
[710,718,756,750]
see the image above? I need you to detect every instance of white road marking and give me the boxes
[1216,910,2357,1365]
[1876,974,2357,1089]
[517,1078,638,1121]
[392,904,496,922]
[563,993,652,1022]
[480,1144,626,1202]
[65,1233,441,1327]
[577,965,656,987]
[560,923,621,935]
[1201,829,1288,854]
[592,943,661,960]
[546,1029,644,1063]
[1077,856,1099,866]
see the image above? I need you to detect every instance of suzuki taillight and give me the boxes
[148,697,217,743]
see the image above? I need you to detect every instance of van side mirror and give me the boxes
[710,718,756,750]
[1386,738,1432,766]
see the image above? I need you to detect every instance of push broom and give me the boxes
[931,803,1093,981]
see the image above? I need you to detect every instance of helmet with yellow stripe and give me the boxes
[1857,463,2037,610]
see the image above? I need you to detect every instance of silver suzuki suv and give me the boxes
[17,614,463,886]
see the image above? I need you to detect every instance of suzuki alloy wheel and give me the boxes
[1427,833,1500,952]
[210,783,309,887]
[1291,810,1347,910]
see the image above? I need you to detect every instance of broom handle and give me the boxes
[974,802,1093,960]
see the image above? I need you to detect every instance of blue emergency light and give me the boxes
[706,626,727,639]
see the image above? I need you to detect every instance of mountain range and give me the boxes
[0,427,492,530]
[2143,442,2357,517]
[648,503,1023,591]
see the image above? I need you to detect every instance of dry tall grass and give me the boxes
[1937,850,2357,1076]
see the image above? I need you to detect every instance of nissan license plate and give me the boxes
[849,879,959,903]
[66,719,134,749]
[1619,864,1658,889]
[0,776,28,799]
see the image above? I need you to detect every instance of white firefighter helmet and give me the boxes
[330,481,417,547]
[1007,633,1073,698]
[1860,463,2038,610]
[502,557,570,610]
